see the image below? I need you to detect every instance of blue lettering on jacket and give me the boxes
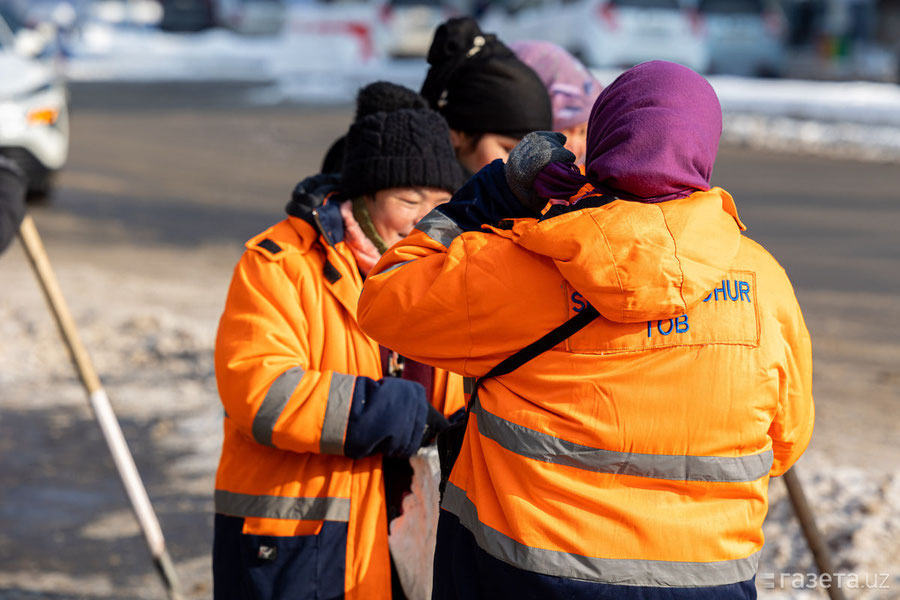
[647,315,690,338]
[703,280,752,303]
[572,292,588,313]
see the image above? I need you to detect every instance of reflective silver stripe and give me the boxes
[379,260,414,275]
[471,399,773,483]
[320,372,356,455]
[215,490,350,522]
[415,210,463,248]
[463,377,477,395]
[252,366,306,447]
[442,482,759,587]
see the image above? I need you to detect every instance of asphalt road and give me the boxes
[2,81,898,598]
[44,82,900,296]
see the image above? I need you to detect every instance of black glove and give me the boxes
[504,131,576,214]
[420,404,451,447]
[0,157,27,254]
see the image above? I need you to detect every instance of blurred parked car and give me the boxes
[284,0,389,62]
[379,0,462,57]
[0,4,62,60]
[160,0,216,31]
[217,0,286,35]
[0,7,68,197]
[698,0,785,76]
[481,0,709,72]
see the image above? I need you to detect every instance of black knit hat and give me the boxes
[341,108,464,198]
[321,81,431,174]
[420,17,552,137]
[354,81,428,120]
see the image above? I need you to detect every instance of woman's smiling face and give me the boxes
[365,187,452,248]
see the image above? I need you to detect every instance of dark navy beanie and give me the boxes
[420,17,553,137]
[341,108,464,198]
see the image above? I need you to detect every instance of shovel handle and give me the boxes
[17,215,183,600]
[783,467,847,600]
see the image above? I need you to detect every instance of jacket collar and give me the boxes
[285,174,366,320]
[285,173,346,245]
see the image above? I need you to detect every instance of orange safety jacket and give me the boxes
[214,175,464,599]
[358,161,814,592]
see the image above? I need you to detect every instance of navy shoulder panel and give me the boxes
[257,238,282,255]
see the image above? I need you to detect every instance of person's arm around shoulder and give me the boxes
[358,133,575,373]
[768,278,815,476]
[0,158,27,254]
[216,248,432,460]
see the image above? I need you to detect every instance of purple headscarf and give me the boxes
[509,40,603,132]
[534,61,722,203]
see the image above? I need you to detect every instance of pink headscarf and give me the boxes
[510,40,603,132]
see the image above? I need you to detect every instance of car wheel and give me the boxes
[26,171,56,203]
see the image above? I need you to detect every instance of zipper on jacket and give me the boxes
[311,208,334,247]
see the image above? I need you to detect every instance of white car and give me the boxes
[697,0,786,76]
[481,0,709,73]
[217,0,286,35]
[0,11,69,197]
[378,0,463,58]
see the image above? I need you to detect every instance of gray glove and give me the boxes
[504,131,576,213]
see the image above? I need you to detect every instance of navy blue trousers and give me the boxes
[213,514,347,600]
[432,511,757,600]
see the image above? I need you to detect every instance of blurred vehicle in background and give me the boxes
[698,0,786,76]
[160,0,216,31]
[379,0,463,57]
[480,0,709,72]
[0,9,69,198]
[217,0,286,35]
[284,0,388,61]
[0,3,63,60]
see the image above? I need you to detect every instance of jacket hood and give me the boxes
[285,173,345,246]
[583,61,721,202]
[535,61,722,204]
[512,188,745,323]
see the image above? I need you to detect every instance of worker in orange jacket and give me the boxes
[212,99,465,599]
[358,61,814,599]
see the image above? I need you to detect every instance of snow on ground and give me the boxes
[59,23,900,162]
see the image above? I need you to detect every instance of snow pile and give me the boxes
[716,77,900,162]
[0,301,218,419]
[760,461,900,598]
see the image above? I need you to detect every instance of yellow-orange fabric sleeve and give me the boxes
[215,251,355,456]
[768,285,815,476]
[359,229,478,375]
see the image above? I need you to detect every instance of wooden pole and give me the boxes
[17,215,183,600]
[783,467,847,600]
